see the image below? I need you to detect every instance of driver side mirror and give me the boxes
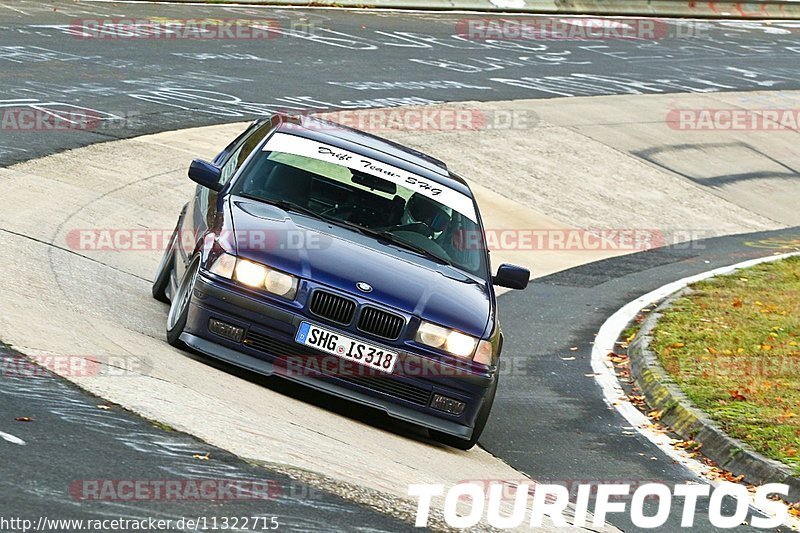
[188,159,223,191]
[493,264,530,290]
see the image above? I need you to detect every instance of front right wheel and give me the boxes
[152,217,181,303]
[166,256,200,348]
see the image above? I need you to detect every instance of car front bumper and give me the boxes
[182,273,496,439]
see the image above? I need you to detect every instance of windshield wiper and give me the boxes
[239,195,337,224]
[239,194,314,216]
[375,231,451,266]
[271,199,323,219]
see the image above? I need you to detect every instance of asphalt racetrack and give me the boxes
[2,1,800,166]
[1,1,799,531]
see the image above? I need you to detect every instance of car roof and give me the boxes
[268,114,473,198]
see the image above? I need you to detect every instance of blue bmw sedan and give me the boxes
[152,115,529,449]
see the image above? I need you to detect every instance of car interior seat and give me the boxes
[262,163,314,206]
[405,193,451,237]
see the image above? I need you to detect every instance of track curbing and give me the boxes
[629,291,800,502]
[591,251,800,527]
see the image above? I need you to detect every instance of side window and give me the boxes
[220,145,245,185]
[219,121,275,186]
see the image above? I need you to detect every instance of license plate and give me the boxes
[295,322,398,374]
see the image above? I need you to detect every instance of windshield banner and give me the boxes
[263,132,478,222]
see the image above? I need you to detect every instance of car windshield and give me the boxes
[230,133,486,276]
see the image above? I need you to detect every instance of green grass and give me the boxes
[651,256,800,475]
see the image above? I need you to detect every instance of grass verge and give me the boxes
[651,256,800,475]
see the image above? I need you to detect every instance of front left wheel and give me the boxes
[166,256,200,348]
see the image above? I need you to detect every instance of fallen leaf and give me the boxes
[569,346,578,351]
[15,417,33,422]
[192,453,210,461]
[629,395,646,407]
[729,390,748,401]
[721,472,745,483]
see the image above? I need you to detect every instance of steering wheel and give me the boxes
[387,222,435,239]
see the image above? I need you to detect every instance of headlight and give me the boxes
[234,258,268,288]
[264,269,297,298]
[474,340,494,365]
[209,252,236,279]
[416,321,478,359]
[209,254,298,300]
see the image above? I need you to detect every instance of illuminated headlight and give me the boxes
[209,254,298,299]
[416,321,478,359]
[234,258,268,288]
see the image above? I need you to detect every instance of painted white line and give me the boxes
[489,0,525,8]
[0,4,29,15]
[591,251,800,529]
[0,430,26,445]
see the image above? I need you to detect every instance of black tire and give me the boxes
[430,376,498,450]
[152,227,177,303]
[166,257,200,348]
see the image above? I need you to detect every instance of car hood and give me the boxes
[227,197,491,337]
